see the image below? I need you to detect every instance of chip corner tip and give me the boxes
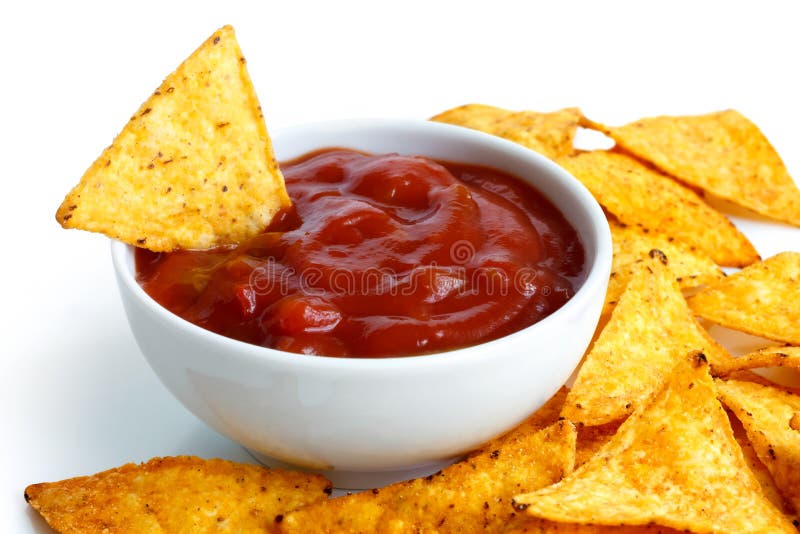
[216,24,236,39]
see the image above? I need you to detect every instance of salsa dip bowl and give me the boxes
[111,119,612,488]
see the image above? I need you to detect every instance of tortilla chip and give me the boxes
[431,104,581,159]
[507,415,799,532]
[281,392,574,534]
[56,25,290,251]
[726,409,796,516]
[604,220,724,314]
[713,345,800,376]
[430,103,513,131]
[583,110,800,226]
[688,252,800,345]
[716,378,800,514]
[24,456,332,534]
[513,353,796,533]
[559,150,758,267]
[562,257,731,426]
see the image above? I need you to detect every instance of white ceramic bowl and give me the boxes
[112,119,611,488]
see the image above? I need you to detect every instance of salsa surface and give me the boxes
[136,149,585,357]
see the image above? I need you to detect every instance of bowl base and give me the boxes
[244,447,458,490]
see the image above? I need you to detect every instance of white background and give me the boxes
[2,1,800,531]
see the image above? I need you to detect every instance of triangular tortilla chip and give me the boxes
[514,353,796,533]
[717,378,800,514]
[281,391,574,534]
[583,110,800,226]
[604,220,724,314]
[558,150,758,267]
[56,25,290,251]
[562,257,731,426]
[24,456,331,533]
[713,346,800,376]
[688,252,800,345]
[726,408,796,517]
[431,104,581,159]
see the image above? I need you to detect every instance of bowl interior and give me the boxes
[113,118,611,366]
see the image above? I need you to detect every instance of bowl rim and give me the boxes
[111,118,612,371]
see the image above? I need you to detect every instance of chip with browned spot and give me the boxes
[562,257,730,426]
[604,220,724,314]
[24,456,331,533]
[431,104,581,159]
[513,353,796,533]
[558,150,758,267]
[717,378,800,514]
[280,391,574,534]
[55,25,291,251]
[688,252,800,345]
[582,110,800,226]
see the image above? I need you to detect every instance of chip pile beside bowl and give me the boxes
[30,24,800,533]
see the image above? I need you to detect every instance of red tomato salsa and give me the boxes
[136,149,585,357]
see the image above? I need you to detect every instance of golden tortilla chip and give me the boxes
[716,378,800,514]
[726,409,796,517]
[583,110,800,226]
[430,103,513,131]
[688,252,800,345]
[559,150,758,267]
[713,345,800,376]
[24,456,332,534]
[56,25,290,251]
[508,417,800,534]
[431,104,581,159]
[514,353,796,533]
[281,392,574,534]
[603,220,724,314]
[562,257,731,426]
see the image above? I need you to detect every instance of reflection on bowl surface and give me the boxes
[112,119,611,488]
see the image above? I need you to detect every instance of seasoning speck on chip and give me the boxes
[55,25,291,251]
